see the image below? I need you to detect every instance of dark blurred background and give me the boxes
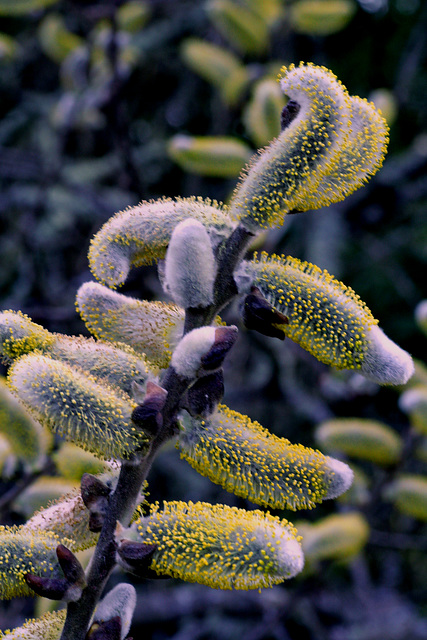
[0,0,427,638]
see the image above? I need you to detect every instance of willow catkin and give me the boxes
[238,253,413,385]
[178,405,353,511]
[88,196,234,288]
[0,310,154,395]
[230,62,388,230]
[117,501,304,589]
[8,354,148,460]
[163,218,216,309]
[0,526,66,599]
[0,610,66,639]
[76,281,185,369]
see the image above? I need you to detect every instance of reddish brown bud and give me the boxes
[145,381,168,406]
[242,287,288,339]
[56,544,86,588]
[81,474,111,506]
[25,545,86,602]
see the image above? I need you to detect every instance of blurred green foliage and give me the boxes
[0,0,427,638]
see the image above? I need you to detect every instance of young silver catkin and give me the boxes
[163,218,216,309]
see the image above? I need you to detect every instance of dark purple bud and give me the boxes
[24,574,71,601]
[200,326,238,371]
[81,474,111,507]
[131,382,168,437]
[81,474,111,532]
[86,616,122,640]
[25,545,86,601]
[184,370,224,417]
[56,544,86,588]
[117,539,157,576]
[242,287,289,340]
[281,100,300,130]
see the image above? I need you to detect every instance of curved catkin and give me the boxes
[230,62,388,230]
[0,377,50,468]
[76,281,185,369]
[230,63,350,229]
[88,197,234,288]
[178,406,353,510]
[0,310,154,395]
[0,610,66,639]
[8,354,148,460]
[289,95,389,212]
[0,526,66,599]
[118,501,304,589]
[240,253,413,385]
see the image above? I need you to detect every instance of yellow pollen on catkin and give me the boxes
[178,405,347,510]
[76,281,185,369]
[0,310,155,395]
[88,196,234,288]
[0,526,69,599]
[121,501,303,589]
[245,252,377,370]
[7,354,148,460]
[0,311,54,364]
[23,487,100,552]
[229,62,388,230]
[0,610,66,639]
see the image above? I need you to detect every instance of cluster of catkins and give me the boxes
[0,63,413,639]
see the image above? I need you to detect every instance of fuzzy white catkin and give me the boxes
[361,325,414,386]
[171,327,217,378]
[164,218,216,308]
[93,583,137,639]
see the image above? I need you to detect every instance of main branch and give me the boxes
[60,223,253,639]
